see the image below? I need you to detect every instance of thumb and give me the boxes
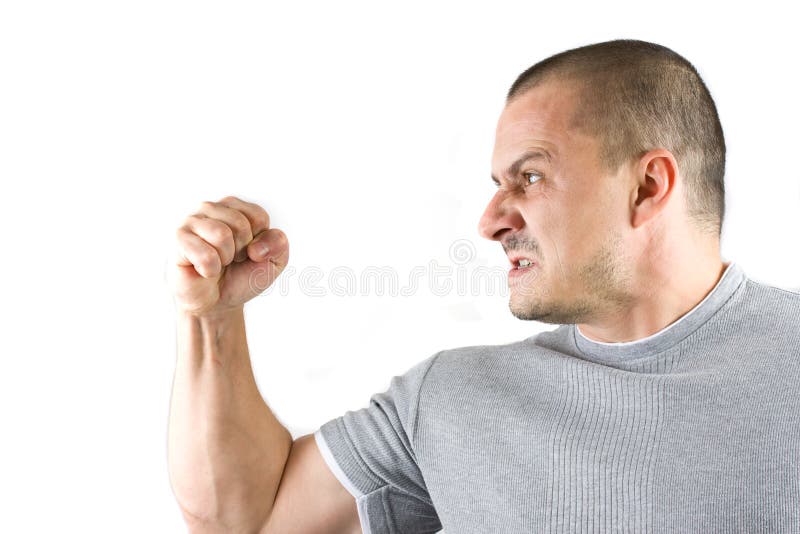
[247,228,289,264]
[221,228,290,301]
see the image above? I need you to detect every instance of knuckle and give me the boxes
[219,195,239,204]
[198,248,220,271]
[185,214,206,227]
[175,225,196,247]
[198,200,216,211]
[256,210,270,230]
[207,220,234,243]
[231,212,252,237]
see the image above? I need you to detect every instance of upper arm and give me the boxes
[260,433,362,534]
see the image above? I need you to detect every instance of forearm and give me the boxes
[167,307,293,533]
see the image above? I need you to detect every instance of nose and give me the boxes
[477,190,524,242]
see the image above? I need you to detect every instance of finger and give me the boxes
[194,201,254,262]
[216,196,271,237]
[247,227,289,264]
[182,215,236,267]
[222,227,290,298]
[175,227,223,278]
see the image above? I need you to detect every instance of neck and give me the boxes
[577,249,726,344]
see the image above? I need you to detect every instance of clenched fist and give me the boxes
[168,195,289,317]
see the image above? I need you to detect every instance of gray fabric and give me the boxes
[315,262,800,532]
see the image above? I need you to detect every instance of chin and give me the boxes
[509,292,590,325]
[510,307,558,323]
[509,297,548,322]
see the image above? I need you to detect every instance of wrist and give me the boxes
[176,305,248,368]
[177,304,244,324]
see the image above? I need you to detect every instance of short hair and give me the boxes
[507,39,726,237]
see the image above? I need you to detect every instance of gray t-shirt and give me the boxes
[314,262,800,533]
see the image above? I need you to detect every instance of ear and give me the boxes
[631,149,678,228]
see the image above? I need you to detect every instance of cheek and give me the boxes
[535,188,606,265]
[519,196,572,263]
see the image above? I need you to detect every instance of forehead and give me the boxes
[493,81,582,165]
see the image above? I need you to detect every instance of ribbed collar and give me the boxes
[572,262,746,362]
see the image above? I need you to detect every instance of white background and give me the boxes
[1,1,798,531]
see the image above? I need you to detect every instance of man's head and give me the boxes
[479,39,726,325]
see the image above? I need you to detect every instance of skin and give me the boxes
[478,79,727,343]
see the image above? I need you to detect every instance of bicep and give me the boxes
[261,433,362,534]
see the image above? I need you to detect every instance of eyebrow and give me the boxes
[491,149,552,185]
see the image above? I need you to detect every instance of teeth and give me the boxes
[518,259,532,268]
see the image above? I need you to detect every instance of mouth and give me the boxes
[508,255,537,270]
[507,256,537,281]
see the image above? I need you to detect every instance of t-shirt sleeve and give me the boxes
[313,351,443,534]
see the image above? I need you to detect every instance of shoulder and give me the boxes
[743,277,800,300]
[738,277,800,326]
[427,325,573,377]
[714,277,800,364]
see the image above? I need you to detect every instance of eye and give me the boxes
[524,171,544,185]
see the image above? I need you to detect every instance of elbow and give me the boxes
[179,505,267,534]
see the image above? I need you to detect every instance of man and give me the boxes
[167,39,800,533]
